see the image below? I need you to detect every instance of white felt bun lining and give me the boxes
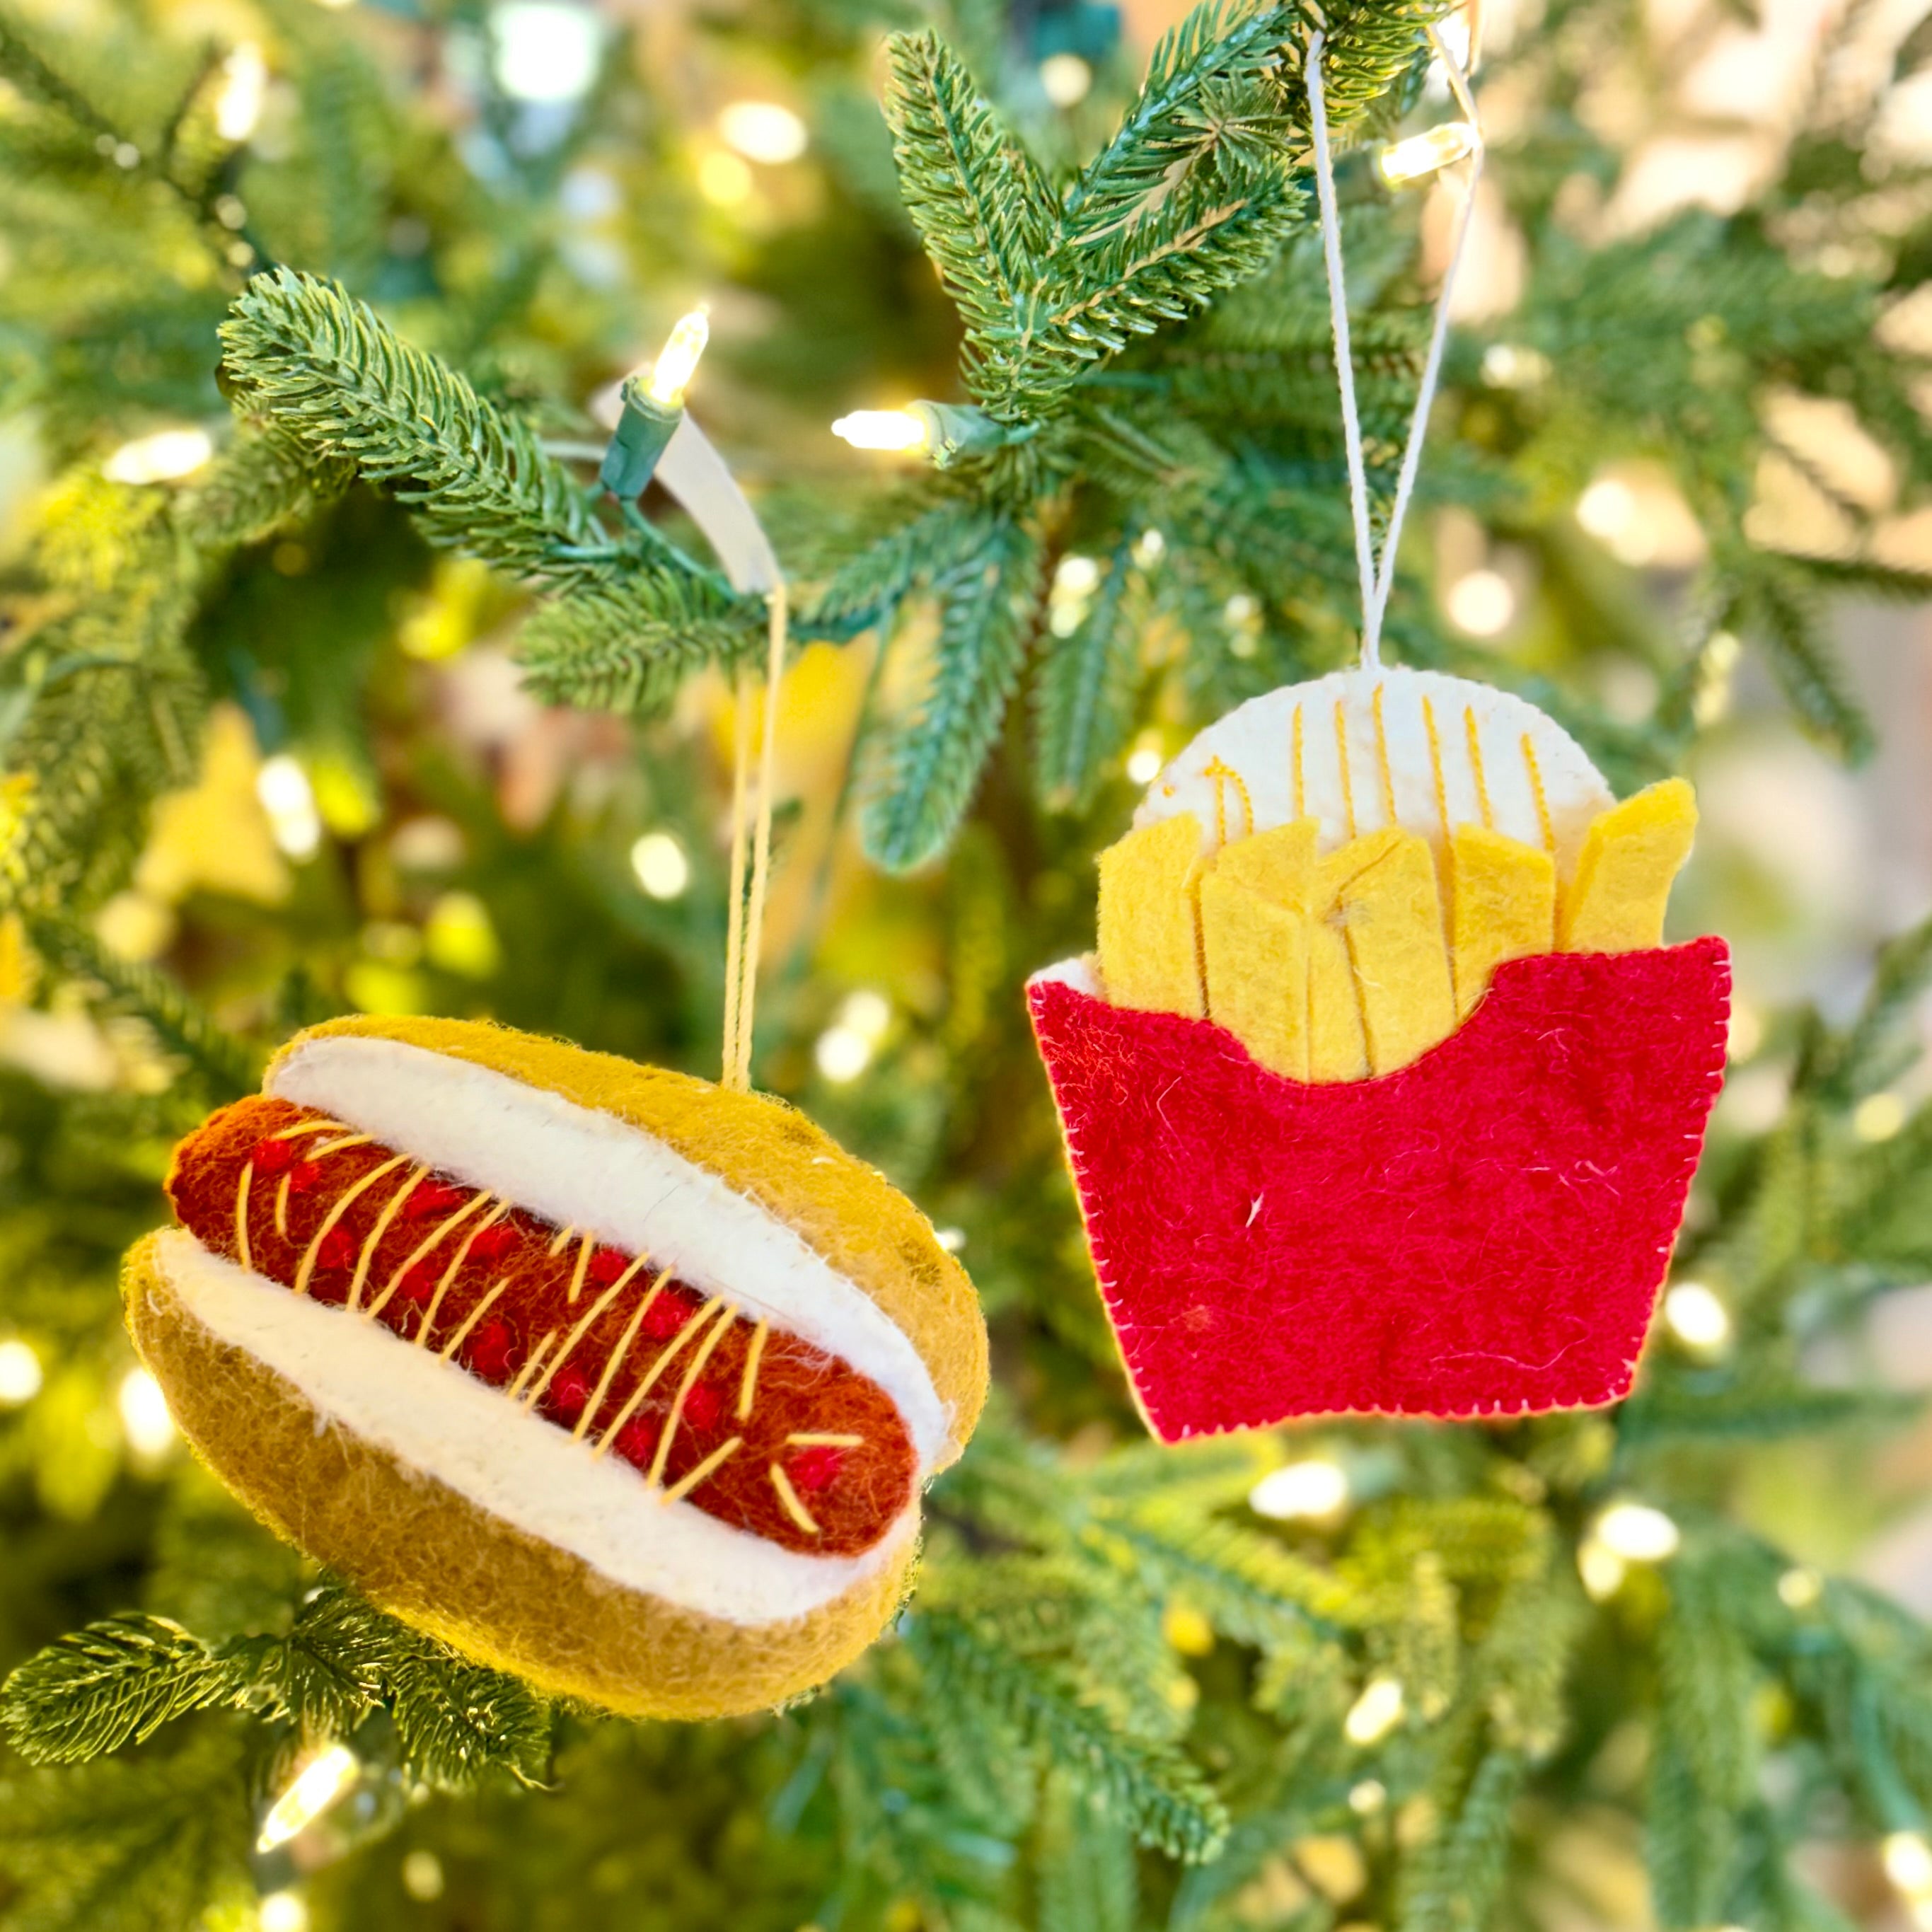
[1136,666,1614,883]
[151,1230,913,1627]
[267,1034,949,1469]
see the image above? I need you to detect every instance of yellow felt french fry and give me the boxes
[1201,823,1317,1080]
[1450,825,1556,1019]
[1097,814,1205,1017]
[1558,777,1697,954]
[1307,915,1367,1082]
[1319,830,1456,1075]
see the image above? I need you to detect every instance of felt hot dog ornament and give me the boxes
[1028,665,1729,1435]
[126,1014,988,1719]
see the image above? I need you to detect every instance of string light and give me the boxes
[257,1745,359,1851]
[259,1894,308,1932]
[1126,734,1165,785]
[490,1,601,104]
[646,308,710,410]
[717,101,806,165]
[104,427,214,485]
[1855,1092,1907,1142]
[1886,1831,1932,1901]
[630,831,690,900]
[1039,54,1093,105]
[1343,1675,1404,1745]
[256,755,323,860]
[1578,1541,1626,1600]
[0,1338,42,1405]
[831,408,930,454]
[117,1367,176,1458]
[1662,1280,1731,1353]
[1592,1501,1680,1562]
[1445,568,1515,636]
[1777,1566,1822,1609]
[215,44,269,142]
[1249,1458,1349,1522]
[1377,120,1478,187]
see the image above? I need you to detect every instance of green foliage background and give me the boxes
[0,0,1929,1924]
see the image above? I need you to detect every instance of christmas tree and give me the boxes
[1,0,1931,1922]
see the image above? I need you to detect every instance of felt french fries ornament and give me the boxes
[1026,29,1728,1436]
[122,444,989,1720]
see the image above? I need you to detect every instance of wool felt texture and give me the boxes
[1201,820,1317,1080]
[1027,938,1730,1433]
[1449,825,1556,1019]
[130,1016,989,1717]
[126,1232,915,1720]
[1307,912,1368,1081]
[268,1016,988,1466]
[1137,668,1613,884]
[1097,814,1205,1017]
[1317,829,1456,1076]
[1558,778,1698,954]
[166,1095,916,1556]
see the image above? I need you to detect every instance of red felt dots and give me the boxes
[788,1445,845,1493]
[546,1363,591,1421]
[644,1293,693,1340]
[588,1246,631,1286]
[403,1179,469,1221]
[393,1264,433,1306]
[468,1219,521,1263]
[317,1224,357,1272]
[249,1135,299,1177]
[464,1319,514,1382]
[613,1416,659,1467]
[682,1383,722,1432]
[287,1160,324,1193]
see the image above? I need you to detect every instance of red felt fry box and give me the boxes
[1027,937,1730,1437]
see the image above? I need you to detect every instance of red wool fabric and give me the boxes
[1027,939,1730,1435]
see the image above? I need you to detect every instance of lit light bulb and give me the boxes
[1343,1675,1405,1745]
[255,754,323,860]
[1592,1500,1680,1563]
[717,100,807,165]
[1855,1092,1907,1143]
[1577,477,1637,541]
[1577,1539,1626,1600]
[259,1892,309,1932]
[257,1745,360,1851]
[1886,1831,1932,1899]
[215,42,268,142]
[1126,738,1164,785]
[117,1367,177,1459]
[815,1026,872,1083]
[1445,567,1515,637]
[1249,1458,1349,1522]
[831,408,930,454]
[104,427,214,485]
[1777,1566,1822,1609]
[1662,1280,1731,1352]
[646,308,710,409]
[491,1,601,103]
[0,1338,42,1405]
[1039,53,1093,106]
[1377,120,1479,187]
[837,989,891,1044]
[630,831,690,900]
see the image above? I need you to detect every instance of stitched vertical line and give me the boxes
[573,1261,669,1441]
[1521,731,1555,855]
[294,1153,410,1299]
[565,1230,595,1305]
[507,1330,557,1401]
[274,1174,291,1241]
[647,1303,736,1488]
[412,1198,507,1347]
[1464,708,1495,831]
[347,1164,424,1313]
[738,1318,769,1422]
[1372,682,1397,828]
[768,1462,821,1537]
[1422,694,1451,838]
[1292,705,1306,821]
[437,1276,511,1363]
[1334,698,1357,840]
[234,1164,253,1273]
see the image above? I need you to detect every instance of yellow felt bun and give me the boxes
[267,1014,988,1467]
[124,1232,913,1719]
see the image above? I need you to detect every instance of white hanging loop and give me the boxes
[1305,23,1485,671]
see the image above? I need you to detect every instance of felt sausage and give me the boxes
[125,1014,988,1719]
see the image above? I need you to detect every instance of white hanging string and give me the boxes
[1305,23,1486,671]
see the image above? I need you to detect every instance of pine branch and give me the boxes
[176,425,354,550]
[1735,556,1876,761]
[882,33,1058,411]
[799,494,997,640]
[862,519,1043,871]
[219,269,712,595]
[24,913,262,1099]
[1395,1745,1524,1932]
[0,1616,237,1766]
[0,6,118,141]
[1034,540,1140,807]
[905,1609,1230,1863]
